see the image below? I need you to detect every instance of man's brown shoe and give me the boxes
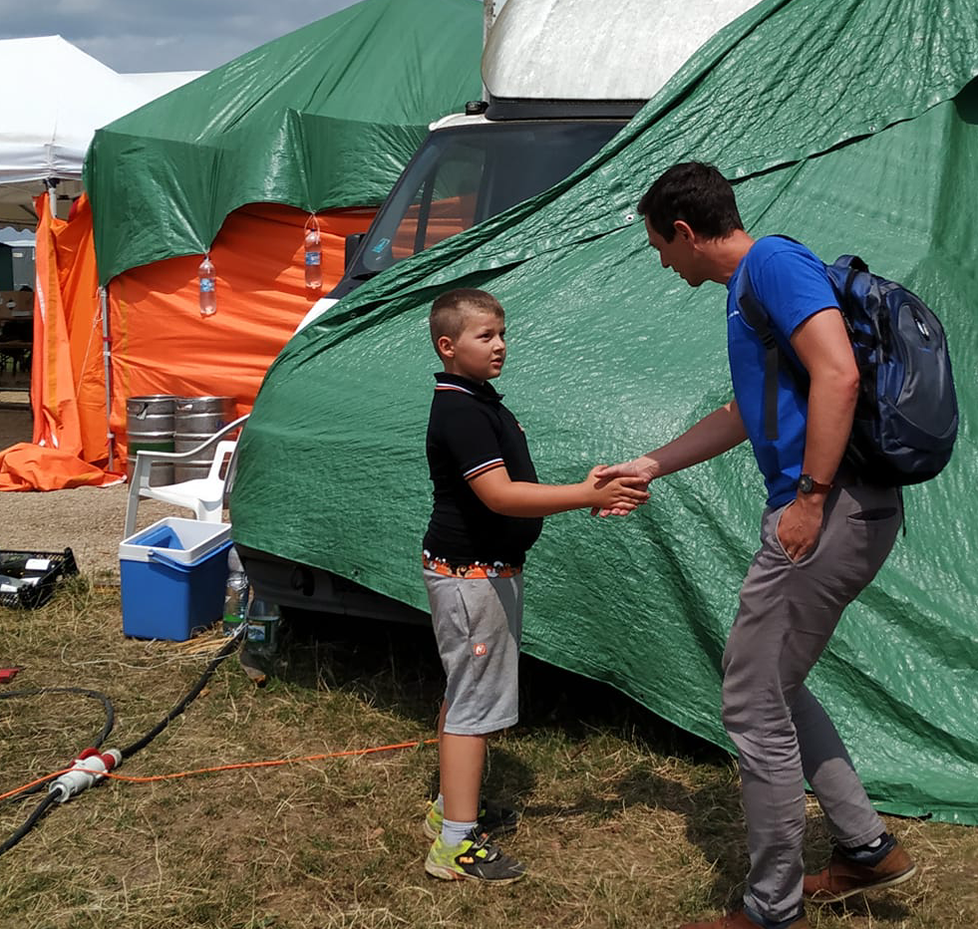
[680,912,809,929]
[804,841,917,902]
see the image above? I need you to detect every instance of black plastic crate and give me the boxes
[0,549,79,610]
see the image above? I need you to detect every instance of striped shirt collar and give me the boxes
[433,371,503,403]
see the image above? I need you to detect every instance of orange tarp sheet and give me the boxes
[106,203,374,466]
[0,442,123,491]
[0,200,374,491]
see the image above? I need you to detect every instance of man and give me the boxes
[597,162,916,929]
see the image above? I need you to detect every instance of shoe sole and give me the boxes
[806,863,918,903]
[424,860,526,884]
[422,819,519,841]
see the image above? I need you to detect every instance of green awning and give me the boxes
[82,0,483,284]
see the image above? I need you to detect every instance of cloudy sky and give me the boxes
[0,0,363,73]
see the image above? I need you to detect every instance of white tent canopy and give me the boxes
[0,36,202,229]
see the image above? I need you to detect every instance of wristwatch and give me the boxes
[798,473,833,494]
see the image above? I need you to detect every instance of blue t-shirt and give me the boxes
[725,236,838,507]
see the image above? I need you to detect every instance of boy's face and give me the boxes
[439,308,506,382]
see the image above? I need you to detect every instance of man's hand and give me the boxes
[591,457,655,517]
[776,497,825,561]
[585,465,650,516]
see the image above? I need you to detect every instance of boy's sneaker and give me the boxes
[423,798,520,840]
[424,829,526,884]
[804,835,917,902]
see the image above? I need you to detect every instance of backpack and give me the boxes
[737,242,958,487]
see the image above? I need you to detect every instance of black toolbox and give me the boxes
[0,549,79,609]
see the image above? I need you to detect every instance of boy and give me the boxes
[421,288,648,883]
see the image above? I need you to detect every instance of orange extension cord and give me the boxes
[0,738,438,802]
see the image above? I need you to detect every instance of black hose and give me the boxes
[119,629,243,759]
[0,627,244,857]
[0,687,115,804]
[0,793,58,858]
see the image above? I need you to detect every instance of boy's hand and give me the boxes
[591,458,654,517]
[586,465,649,516]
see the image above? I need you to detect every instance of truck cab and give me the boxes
[240,0,763,618]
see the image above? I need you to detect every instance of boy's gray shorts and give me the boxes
[422,568,523,736]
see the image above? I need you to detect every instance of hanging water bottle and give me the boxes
[223,547,250,637]
[246,596,281,656]
[304,220,323,294]
[198,254,217,316]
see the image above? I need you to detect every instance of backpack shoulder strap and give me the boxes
[736,270,782,441]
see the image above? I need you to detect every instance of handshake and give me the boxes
[584,458,654,517]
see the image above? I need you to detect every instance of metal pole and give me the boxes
[100,284,115,471]
[483,0,495,45]
[45,178,58,218]
[482,0,501,102]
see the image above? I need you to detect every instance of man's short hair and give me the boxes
[637,162,744,242]
[429,288,505,351]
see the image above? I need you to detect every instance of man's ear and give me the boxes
[436,334,455,359]
[673,220,695,242]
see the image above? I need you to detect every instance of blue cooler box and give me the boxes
[119,518,232,641]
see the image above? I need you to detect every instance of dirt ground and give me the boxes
[1,395,191,582]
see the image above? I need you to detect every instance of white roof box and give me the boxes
[483,0,762,117]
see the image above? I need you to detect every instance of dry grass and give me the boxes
[1,576,976,928]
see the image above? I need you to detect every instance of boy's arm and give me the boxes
[469,466,649,518]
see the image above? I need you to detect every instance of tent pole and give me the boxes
[100,283,115,471]
[45,178,59,218]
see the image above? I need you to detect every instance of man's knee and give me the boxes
[721,672,753,734]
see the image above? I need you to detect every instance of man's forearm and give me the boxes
[801,374,858,485]
[642,400,748,479]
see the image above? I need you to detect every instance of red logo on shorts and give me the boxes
[473,642,488,657]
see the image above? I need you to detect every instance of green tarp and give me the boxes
[233,0,978,824]
[82,0,482,284]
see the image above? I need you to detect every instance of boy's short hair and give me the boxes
[429,288,505,352]
[637,161,744,242]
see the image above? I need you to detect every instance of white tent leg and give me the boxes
[46,178,58,218]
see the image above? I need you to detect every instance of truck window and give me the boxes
[351,120,623,281]
[390,143,485,262]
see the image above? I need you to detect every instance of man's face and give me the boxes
[646,218,705,287]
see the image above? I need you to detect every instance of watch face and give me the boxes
[798,474,813,493]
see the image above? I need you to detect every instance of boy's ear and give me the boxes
[436,334,455,359]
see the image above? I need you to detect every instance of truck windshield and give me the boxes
[348,120,624,280]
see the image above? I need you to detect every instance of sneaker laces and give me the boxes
[468,831,502,861]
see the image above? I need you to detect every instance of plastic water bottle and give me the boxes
[198,255,217,316]
[304,226,322,294]
[246,596,281,656]
[223,547,250,636]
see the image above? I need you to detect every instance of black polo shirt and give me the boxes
[423,372,543,567]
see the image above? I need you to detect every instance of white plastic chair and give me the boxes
[124,414,249,539]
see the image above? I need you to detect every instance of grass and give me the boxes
[1,575,976,928]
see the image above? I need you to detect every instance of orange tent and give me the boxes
[0,197,373,491]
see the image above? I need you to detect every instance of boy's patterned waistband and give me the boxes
[422,551,522,579]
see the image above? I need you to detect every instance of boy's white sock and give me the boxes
[441,817,477,847]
